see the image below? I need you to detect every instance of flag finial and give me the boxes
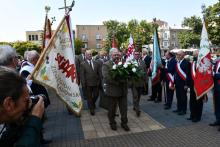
[45,6,51,15]
[59,0,75,14]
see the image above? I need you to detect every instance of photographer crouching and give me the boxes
[0,66,45,147]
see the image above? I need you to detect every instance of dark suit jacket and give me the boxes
[143,55,152,69]
[102,60,127,97]
[132,59,146,87]
[174,59,190,86]
[80,60,101,87]
[165,57,177,81]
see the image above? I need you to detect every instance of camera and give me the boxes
[30,94,48,108]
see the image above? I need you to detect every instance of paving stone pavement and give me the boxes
[43,86,219,147]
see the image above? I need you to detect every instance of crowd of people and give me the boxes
[0,44,220,146]
[0,45,51,146]
[75,47,220,132]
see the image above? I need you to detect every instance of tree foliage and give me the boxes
[74,38,84,55]
[103,19,153,52]
[206,1,220,45]
[178,16,202,48]
[0,41,41,56]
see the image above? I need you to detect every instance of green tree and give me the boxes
[103,19,153,52]
[103,20,129,51]
[178,16,202,48]
[178,31,200,48]
[12,41,41,56]
[0,41,41,56]
[182,15,203,34]
[74,38,84,55]
[206,1,220,45]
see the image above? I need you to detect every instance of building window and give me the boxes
[164,33,167,39]
[35,35,38,41]
[32,35,35,41]
[82,34,87,41]
[172,33,176,39]
[163,41,168,47]
[28,35,32,41]
[97,26,99,30]
[96,43,101,49]
[96,34,101,40]
[84,43,88,48]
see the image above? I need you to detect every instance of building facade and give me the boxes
[26,30,43,46]
[158,24,190,53]
[26,30,75,47]
[76,25,107,49]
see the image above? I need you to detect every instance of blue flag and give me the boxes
[152,29,162,81]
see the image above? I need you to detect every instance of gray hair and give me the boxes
[109,48,118,57]
[142,48,148,54]
[27,50,39,62]
[0,45,17,66]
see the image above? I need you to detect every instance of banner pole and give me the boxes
[29,15,67,80]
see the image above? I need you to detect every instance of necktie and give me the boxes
[89,60,93,70]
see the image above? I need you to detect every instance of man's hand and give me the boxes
[31,96,45,119]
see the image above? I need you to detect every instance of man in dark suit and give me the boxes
[102,48,129,131]
[188,51,204,122]
[131,50,146,116]
[80,50,101,115]
[174,51,190,115]
[76,48,87,99]
[142,48,151,95]
[210,59,220,127]
[95,51,109,110]
[164,51,176,110]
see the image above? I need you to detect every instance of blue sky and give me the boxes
[0,0,218,42]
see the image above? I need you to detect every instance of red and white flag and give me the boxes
[42,14,52,49]
[193,21,214,99]
[126,35,135,61]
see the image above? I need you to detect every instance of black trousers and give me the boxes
[165,81,174,107]
[214,89,220,122]
[108,96,128,125]
[175,84,187,113]
[189,88,203,120]
[152,82,162,101]
[86,86,99,110]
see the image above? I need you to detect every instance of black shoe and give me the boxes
[173,110,179,113]
[90,110,95,116]
[178,111,186,115]
[154,100,161,103]
[136,110,141,117]
[164,106,171,110]
[218,127,220,131]
[121,124,130,131]
[209,122,220,126]
[110,124,117,130]
[187,117,192,120]
[41,139,52,144]
[192,118,201,123]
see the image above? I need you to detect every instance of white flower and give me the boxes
[126,62,131,65]
[134,63,138,67]
[132,67,136,73]
[123,63,128,68]
[112,64,117,70]
[118,62,122,65]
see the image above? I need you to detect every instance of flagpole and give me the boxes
[30,1,75,80]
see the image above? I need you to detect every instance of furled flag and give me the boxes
[42,14,52,49]
[126,35,135,61]
[31,15,82,116]
[193,21,214,99]
[151,29,162,85]
[112,36,118,48]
